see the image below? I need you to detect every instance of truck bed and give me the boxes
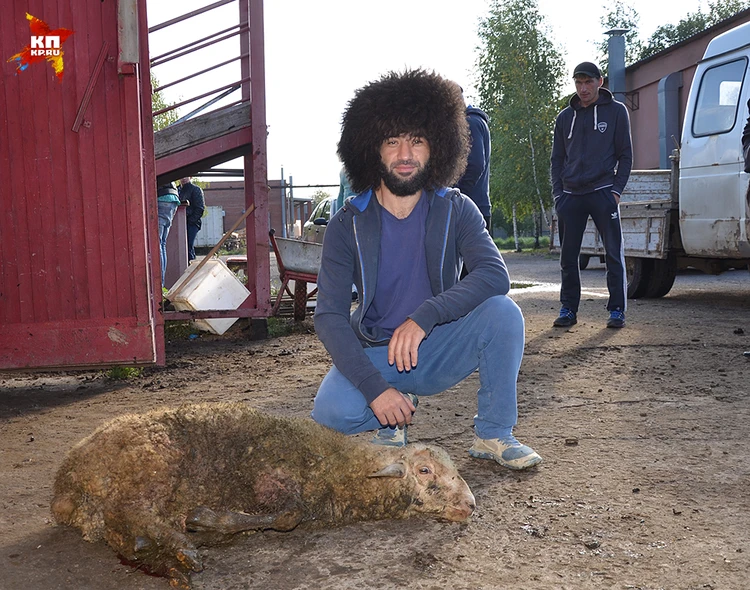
[549,169,676,260]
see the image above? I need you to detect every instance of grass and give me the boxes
[267,316,314,338]
[217,247,245,257]
[494,236,550,251]
[105,366,143,380]
[164,321,201,340]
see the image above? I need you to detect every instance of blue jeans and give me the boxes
[312,295,524,440]
[157,201,178,287]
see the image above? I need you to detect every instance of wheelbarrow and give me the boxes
[269,229,323,321]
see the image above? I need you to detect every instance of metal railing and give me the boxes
[148,0,272,320]
[148,0,250,125]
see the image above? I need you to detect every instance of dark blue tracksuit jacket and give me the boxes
[314,188,508,403]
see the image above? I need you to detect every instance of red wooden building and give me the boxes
[0,0,269,370]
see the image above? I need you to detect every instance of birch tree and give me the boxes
[475,0,565,246]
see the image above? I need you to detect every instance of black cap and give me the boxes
[573,62,601,79]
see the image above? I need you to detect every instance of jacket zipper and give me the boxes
[353,216,380,345]
[439,204,451,293]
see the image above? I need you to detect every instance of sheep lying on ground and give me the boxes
[51,402,475,587]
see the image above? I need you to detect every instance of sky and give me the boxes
[146,0,710,200]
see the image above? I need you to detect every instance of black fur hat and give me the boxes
[337,69,470,194]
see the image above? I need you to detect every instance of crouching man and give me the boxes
[310,69,541,471]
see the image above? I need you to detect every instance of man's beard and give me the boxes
[378,160,430,196]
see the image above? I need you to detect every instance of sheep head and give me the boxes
[368,444,475,522]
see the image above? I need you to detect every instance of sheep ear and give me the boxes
[368,462,406,478]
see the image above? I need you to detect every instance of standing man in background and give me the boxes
[456,100,492,234]
[180,177,205,262]
[335,165,356,213]
[550,61,632,329]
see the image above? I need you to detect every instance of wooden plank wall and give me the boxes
[0,0,156,368]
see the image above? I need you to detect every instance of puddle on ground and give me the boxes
[510,282,607,298]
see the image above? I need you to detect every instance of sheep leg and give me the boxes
[103,508,204,587]
[185,503,304,536]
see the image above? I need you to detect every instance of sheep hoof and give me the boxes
[176,548,203,572]
[271,507,304,531]
[167,567,193,589]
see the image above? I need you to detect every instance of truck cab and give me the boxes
[679,23,750,259]
[550,20,750,298]
[680,21,750,259]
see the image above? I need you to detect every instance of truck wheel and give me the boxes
[644,256,677,298]
[578,255,590,270]
[626,257,652,299]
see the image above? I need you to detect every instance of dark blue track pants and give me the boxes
[555,189,627,313]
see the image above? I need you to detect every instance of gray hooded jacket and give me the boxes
[314,187,510,404]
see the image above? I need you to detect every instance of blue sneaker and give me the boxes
[371,393,418,447]
[607,309,625,328]
[553,307,577,327]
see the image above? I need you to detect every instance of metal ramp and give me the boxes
[147,0,271,325]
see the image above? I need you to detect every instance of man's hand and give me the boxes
[388,318,426,372]
[612,191,621,205]
[370,388,417,427]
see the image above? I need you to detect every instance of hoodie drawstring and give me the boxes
[568,105,599,139]
[567,111,576,139]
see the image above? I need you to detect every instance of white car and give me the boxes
[301,196,337,244]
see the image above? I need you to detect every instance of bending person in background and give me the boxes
[180,176,205,262]
[157,182,180,287]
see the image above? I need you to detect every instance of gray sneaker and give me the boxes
[372,425,408,447]
[371,393,418,447]
[468,435,542,470]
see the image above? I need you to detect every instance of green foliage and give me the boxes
[494,235,550,251]
[599,0,750,67]
[164,321,200,340]
[105,366,143,380]
[638,0,750,60]
[476,0,565,225]
[151,73,180,132]
[267,316,314,338]
[311,189,331,208]
[596,0,644,74]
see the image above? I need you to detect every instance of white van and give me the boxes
[551,20,750,297]
[679,20,750,258]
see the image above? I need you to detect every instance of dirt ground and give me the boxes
[1,251,749,590]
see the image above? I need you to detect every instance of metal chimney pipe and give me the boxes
[606,28,629,103]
